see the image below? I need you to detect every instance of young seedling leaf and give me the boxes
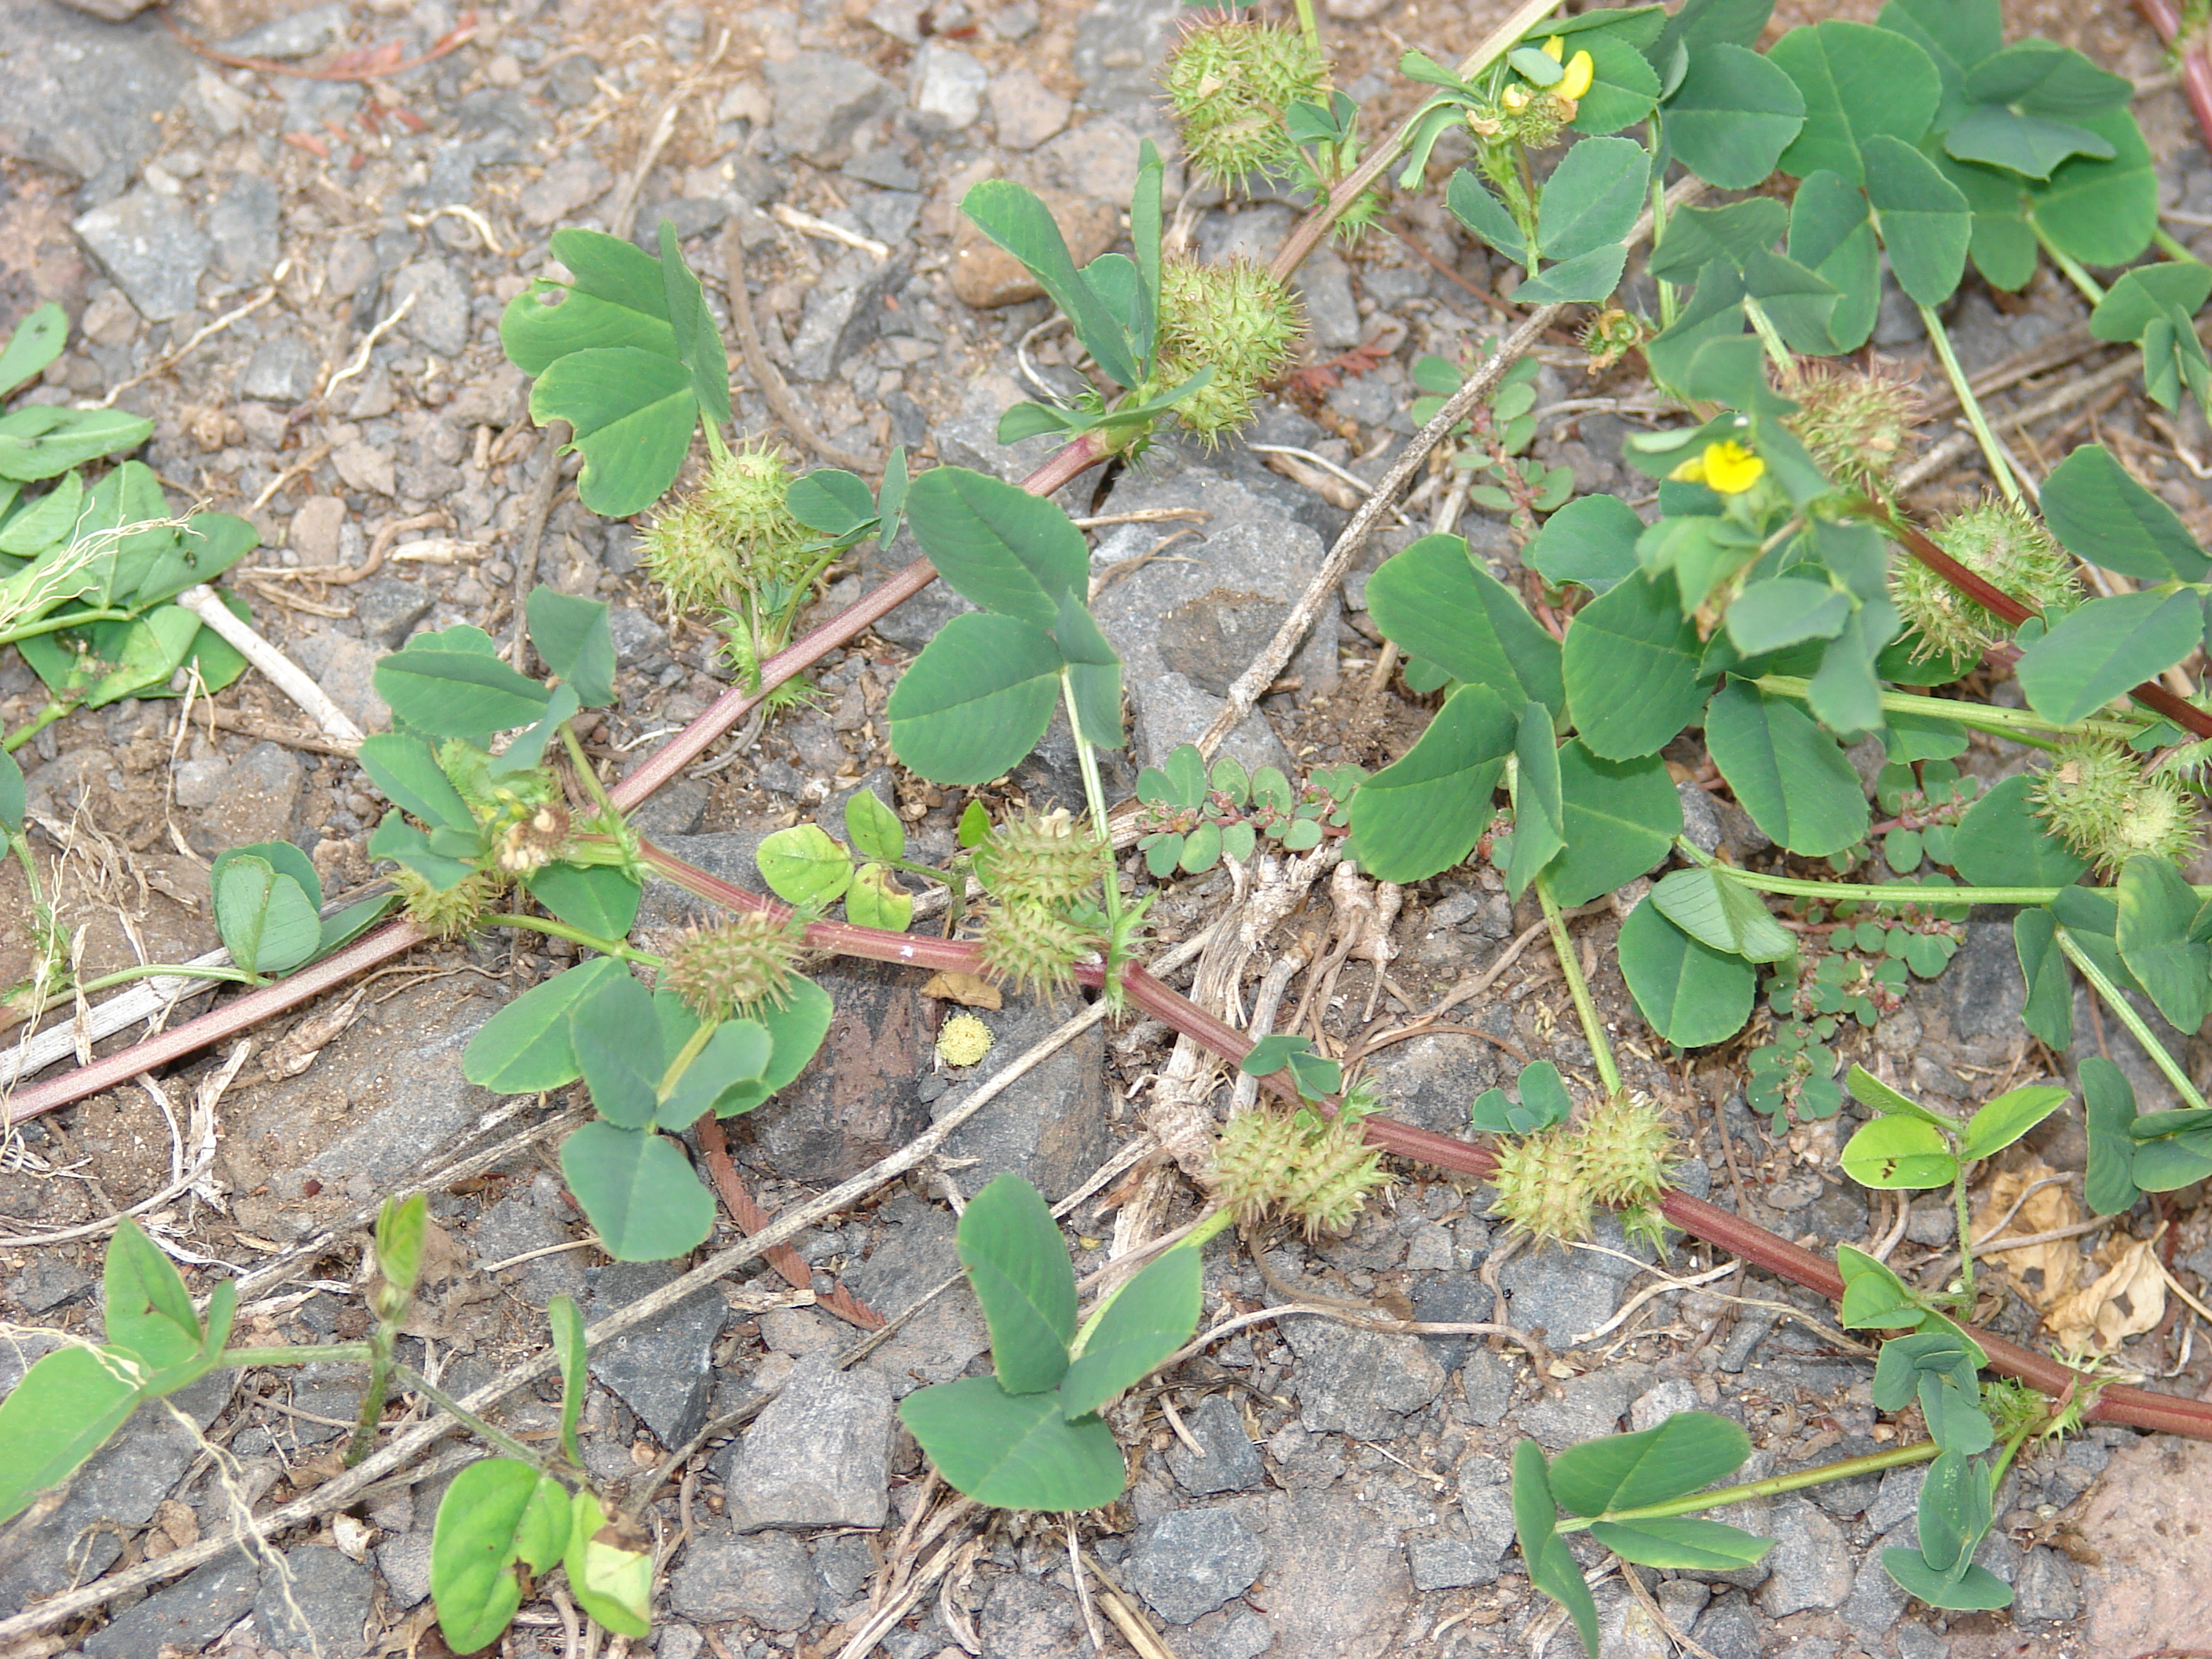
[1837,1243,1931,1329]
[531,346,699,519]
[2079,1056,2141,1216]
[1649,867,1796,962]
[1060,1245,1203,1419]
[2038,443,2209,582]
[548,1294,587,1468]
[1958,1085,2069,1163]
[958,1174,1078,1395]
[0,1346,144,1526]
[1842,1115,1957,1188]
[526,588,618,708]
[1549,743,1682,906]
[430,1457,548,1654]
[1844,1064,1956,1129]
[1591,1516,1774,1570]
[464,958,630,1093]
[1618,897,1756,1046]
[1562,569,1710,760]
[1704,679,1870,855]
[887,612,1064,786]
[0,302,68,399]
[1345,683,1515,883]
[1364,534,1565,713]
[559,1122,716,1262]
[2013,588,2200,725]
[1511,1441,1600,1659]
[846,862,914,932]
[212,855,322,978]
[844,788,906,865]
[899,1375,1126,1510]
[756,822,856,910]
[564,1490,653,1638]
[103,1216,202,1372]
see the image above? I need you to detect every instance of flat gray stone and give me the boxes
[391,258,472,357]
[788,251,901,382]
[932,997,1113,1199]
[589,1260,731,1448]
[237,333,317,402]
[291,631,390,734]
[378,1530,434,1607]
[1283,1318,1445,1440]
[254,1545,372,1654]
[912,41,987,130]
[74,187,211,320]
[668,1529,816,1628]
[771,51,893,163]
[1251,1487,1411,1657]
[1690,1592,1764,1659]
[0,5,187,194]
[1407,1534,1488,1591]
[2012,1544,2081,1624]
[352,577,436,650]
[1126,1507,1265,1624]
[720,1351,893,1531]
[84,1549,257,1657]
[1756,1496,1853,1616]
[219,1,346,58]
[206,171,280,279]
[980,1574,1087,1658]
[1167,1393,1265,1494]
[1517,1364,1647,1450]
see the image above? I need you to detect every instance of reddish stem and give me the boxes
[640,839,2212,1441]
[2136,0,2212,163]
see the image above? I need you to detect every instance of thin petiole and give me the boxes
[1553,1441,1943,1532]
[1749,675,2142,743]
[2053,925,2211,1113]
[1538,874,1621,1096]
[482,913,661,965]
[1917,301,2025,507]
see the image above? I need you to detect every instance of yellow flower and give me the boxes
[1671,440,1767,494]
[1502,84,1529,111]
[1558,49,1595,102]
[1543,34,1566,59]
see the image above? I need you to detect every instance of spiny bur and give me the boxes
[1891,498,2077,661]
[1153,259,1304,442]
[664,912,808,1018]
[975,901,1101,1000]
[1161,13,1326,187]
[394,866,504,941]
[974,808,1099,906]
[1214,1107,1390,1238]
[1784,363,1921,496]
[2032,736,2201,875]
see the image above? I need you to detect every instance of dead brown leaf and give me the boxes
[2048,1232,2166,1354]
[921,970,1001,1010]
[1972,1161,2085,1316]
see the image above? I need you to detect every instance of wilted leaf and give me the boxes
[2047,1231,2165,1353]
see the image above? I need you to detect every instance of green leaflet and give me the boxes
[1770,20,1943,185]
[1346,684,1515,883]
[1703,679,1869,856]
[1618,896,1756,1046]
[1562,569,1711,760]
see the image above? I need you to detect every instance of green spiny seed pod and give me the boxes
[1784,363,1921,494]
[638,498,738,613]
[1275,1115,1391,1238]
[1161,13,1325,186]
[975,900,1101,999]
[1575,1093,1676,1209]
[1214,1108,1304,1221]
[976,808,1098,906]
[664,913,808,1019]
[1891,498,2078,661]
[2032,736,2202,875]
[1155,258,1305,442]
[696,443,807,558]
[393,866,504,941]
[1488,1126,1592,1247]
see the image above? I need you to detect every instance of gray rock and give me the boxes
[1895,1624,1949,1659]
[720,1351,893,1530]
[1407,1535,1487,1591]
[333,436,398,495]
[353,577,437,650]
[74,187,211,320]
[1358,1030,1500,1137]
[1944,906,2027,1046]
[1456,1479,1514,1583]
[378,1530,434,1607]
[55,0,156,18]
[519,154,610,226]
[8,1255,93,1313]
[1297,244,1361,350]
[391,258,472,357]
[990,67,1071,149]
[185,740,300,855]
[1756,1496,1853,1615]
[1807,1432,1885,1518]
[1690,1591,1763,1659]
[844,1195,989,1393]
[1126,1508,1265,1624]
[1837,1541,1906,1630]
[1453,1346,1514,1425]
[1070,0,1184,108]
[979,1574,1088,1659]
[1866,1463,1925,1533]
[0,5,186,196]
[771,52,894,163]
[747,958,934,1183]
[913,42,987,130]
[933,998,1113,1199]
[668,1529,817,1628]
[1168,1393,1265,1494]
[237,334,317,402]
[1517,1364,1646,1448]
[626,775,709,840]
[206,171,280,279]
[789,251,902,382]
[1283,1318,1445,1439]
[253,1544,372,1654]
[83,1549,257,1658]
[1496,1211,1655,1344]
[220,1,346,59]
[291,631,390,734]
[2012,1544,2080,1624]
[1252,1488,1411,1657]
[588,1260,731,1448]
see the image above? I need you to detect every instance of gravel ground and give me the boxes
[2,1,2210,1657]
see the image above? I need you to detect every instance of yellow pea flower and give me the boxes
[1671,440,1767,494]
[1543,34,1566,59]
[1502,84,1530,111]
[1558,49,1595,102]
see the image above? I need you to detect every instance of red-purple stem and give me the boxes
[2137,0,2212,165]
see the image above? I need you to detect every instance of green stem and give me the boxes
[1672,839,2171,906]
[2053,925,2212,1112]
[1537,874,1620,1095]
[1750,675,2141,742]
[2152,225,2199,263]
[558,723,620,821]
[392,1362,577,1479]
[71,961,267,997]
[2,699,76,753]
[1554,1441,1942,1532]
[218,1343,375,1366]
[1062,667,1123,939]
[344,1326,395,1466]
[2033,224,2107,306]
[658,1016,718,1097]
[0,608,134,646]
[481,913,660,965]
[1291,0,1322,59]
[1953,1160,1976,1304]
[1648,151,1679,331]
[1741,297,1794,374]
[1917,301,2024,507]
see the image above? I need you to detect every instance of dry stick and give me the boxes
[174,585,366,745]
[720,221,874,472]
[507,422,572,665]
